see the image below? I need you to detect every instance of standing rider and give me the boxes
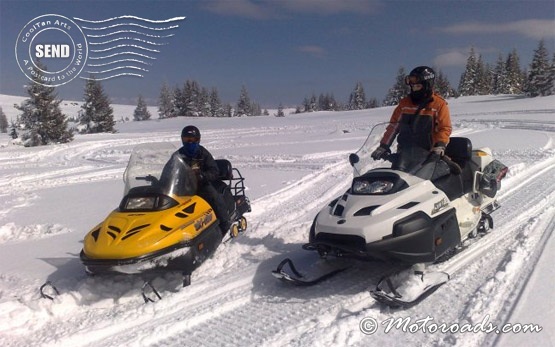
[371,66,452,172]
[177,125,231,234]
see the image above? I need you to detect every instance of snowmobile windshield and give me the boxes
[123,142,197,198]
[351,122,392,177]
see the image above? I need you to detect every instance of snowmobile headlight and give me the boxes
[125,196,157,210]
[352,179,394,194]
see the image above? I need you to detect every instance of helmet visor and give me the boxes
[182,136,199,143]
[405,75,421,85]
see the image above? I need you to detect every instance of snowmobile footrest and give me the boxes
[271,258,348,286]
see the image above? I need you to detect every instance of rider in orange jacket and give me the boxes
[371,66,452,171]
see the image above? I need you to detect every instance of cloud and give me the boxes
[278,0,382,15]
[201,0,271,19]
[202,0,383,19]
[433,46,500,68]
[433,50,469,68]
[298,45,326,58]
[440,19,555,39]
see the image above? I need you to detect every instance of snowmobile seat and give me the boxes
[433,137,474,200]
[215,159,233,180]
[445,137,472,169]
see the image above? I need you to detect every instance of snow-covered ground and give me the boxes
[0,94,554,347]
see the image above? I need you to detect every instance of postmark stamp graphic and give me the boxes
[15,14,88,87]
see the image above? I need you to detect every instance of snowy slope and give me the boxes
[0,94,554,347]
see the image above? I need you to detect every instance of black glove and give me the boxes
[371,144,391,160]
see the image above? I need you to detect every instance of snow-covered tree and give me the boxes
[236,86,252,117]
[15,60,73,146]
[183,80,201,117]
[0,107,7,133]
[172,85,186,117]
[9,120,18,139]
[526,40,552,96]
[505,49,524,94]
[209,88,224,117]
[366,97,380,108]
[382,67,408,106]
[195,87,209,117]
[133,95,151,121]
[318,93,338,111]
[348,82,366,110]
[158,81,174,119]
[276,104,285,117]
[435,70,454,98]
[79,76,115,133]
[475,57,492,95]
[492,53,506,94]
[458,48,479,96]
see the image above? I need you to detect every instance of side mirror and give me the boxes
[349,153,359,166]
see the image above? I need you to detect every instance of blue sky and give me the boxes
[1,0,554,108]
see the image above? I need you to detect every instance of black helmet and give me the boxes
[405,66,435,93]
[181,125,200,142]
[405,66,435,103]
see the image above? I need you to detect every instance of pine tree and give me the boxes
[458,48,479,96]
[348,82,366,110]
[158,81,174,118]
[196,87,210,117]
[492,53,506,94]
[505,49,524,94]
[366,98,380,108]
[236,86,252,117]
[527,40,552,96]
[209,88,224,117]
[276,103,285,117]
[173,85,186,117]
[320,93,338,111]
[79,76,115,133]
[382,67,408,106]
[434,70,454,98]
[551,53,555,95]
[475,58,493,95]
[223,103,233,117]
[0,107,7,133]
[183,80,201,117]
[133,95,151,121]
[9,121,19,139]
[15,60,73,146]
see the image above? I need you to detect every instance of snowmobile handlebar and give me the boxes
[135,175,160,185]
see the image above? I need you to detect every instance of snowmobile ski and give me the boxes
[271,258,349,286]
[141,281,162,303]
[370,270,450,308]
[39,281,60,301]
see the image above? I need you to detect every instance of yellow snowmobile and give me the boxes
[80,142,251,284]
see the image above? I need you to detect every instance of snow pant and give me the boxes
[198,183,230,228]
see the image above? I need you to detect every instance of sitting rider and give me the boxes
[371,66,452,175]
[177,125,231,233]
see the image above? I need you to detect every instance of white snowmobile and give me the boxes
[273,124,508,307]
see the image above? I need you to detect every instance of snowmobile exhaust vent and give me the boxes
[354,205,379,216]
[122,224,151,240]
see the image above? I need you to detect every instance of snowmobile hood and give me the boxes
[83,195,216,260]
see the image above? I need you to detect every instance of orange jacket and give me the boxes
[380,92,451,149]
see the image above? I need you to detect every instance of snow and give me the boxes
[0,94,554,346]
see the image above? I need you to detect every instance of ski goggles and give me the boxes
[404,75,421,85]
[182,136,199,143]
